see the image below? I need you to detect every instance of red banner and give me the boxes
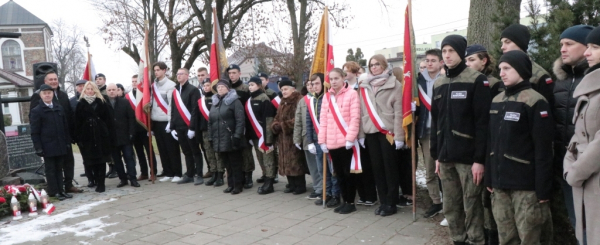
[401,4,417,144]
[210,8,228,82]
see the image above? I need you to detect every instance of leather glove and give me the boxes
[232,137,241,150]
[165,123,172,133]
[187,130,195,139]
[411,101,417,112]
[272,122,282,134]
[35,149,44,157]
[320,144,329,153]
[307,143,317,154]
[345,141,354,150]
[295,143,301,150]
[358,138,365,148]
[395,140,404,150]
[171,130,178,140]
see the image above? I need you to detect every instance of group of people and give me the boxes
[27,22,600,245]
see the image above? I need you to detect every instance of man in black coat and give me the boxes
[30,84,73,201]
[30,71,83,194]
[106,83,139,187]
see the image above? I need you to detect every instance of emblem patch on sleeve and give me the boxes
[540,111,548,118]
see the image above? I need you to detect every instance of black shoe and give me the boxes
[424,203,443,218]
[375,205,384,215]
[326,196,341,208]
[58,192,73,199]
[258,178,274,195]
[223,186,234,193]
[105,166,114,177]
[130,180,140,187]
[284,176,296,193]
[315,195,331,206]
[306,191,321,200]
[333,203,347,213]
[397,196,412,207]
[293,176,306,195]
[293,186,307,195]
[338,203,357,214]
[80,173,86,177]
[107,172,118,179]
[380,205,397,217]
[177,175,194,184]
[256,176,266,183]
[95,185,105,193]
[214,172,225,187]
[244,172,253,189]
[50,194,66,201]
[194,176,204,186]
[117,181,128,188]
[205,172,217,186]
[231,187,243,195]
[87,182,96,188]
[156,172,166,177]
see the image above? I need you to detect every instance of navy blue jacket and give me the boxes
[305,92,324,145]
[415,73,430,139]
[30,100,71,157]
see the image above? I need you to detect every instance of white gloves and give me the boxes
[165,123,172,133]
[148,131,155,137]
[307,143,317,154]
[411,101,417,112]
[345,141,354,150]
[358,138,365,148]
[187,130,195,139]
[320,144,329,153]
[295,143,301,150]
[171,130,178,140]
[395,140,404,150]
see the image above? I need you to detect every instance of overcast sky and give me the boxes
[3,0,535,89]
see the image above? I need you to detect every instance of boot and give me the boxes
[257,178,274,195]
[284,176,296,193]
[205,172,217,186]
[293,175,307,195]
[256,176,266,183]
[232,185,243,194]
[244,172,253,189]
[487,229,499,245]
[214,172,224,187]
[274,175,279,183]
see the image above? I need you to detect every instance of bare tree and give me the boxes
[51,19,86,96]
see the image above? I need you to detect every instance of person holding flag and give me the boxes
[318,68,361,215]
[128,74,157,181]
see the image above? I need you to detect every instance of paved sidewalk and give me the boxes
[0,153,449,245]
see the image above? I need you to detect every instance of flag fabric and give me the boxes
[81,55,96,81]
[210,7,229,82]
[401,4,418,147]
[135,27,151,130]
[310,7,334,88]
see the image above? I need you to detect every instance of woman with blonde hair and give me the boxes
[75,81,114,192]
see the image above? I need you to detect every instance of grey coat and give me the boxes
[208,89,245,152]
[293,95,310,149]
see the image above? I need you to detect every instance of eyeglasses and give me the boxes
[369,63,381,68]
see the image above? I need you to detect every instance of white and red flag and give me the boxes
[210,7,229,82]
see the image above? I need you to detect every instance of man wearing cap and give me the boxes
[30,84,73,201]
[130,74,157,181]
[430,35,491,245]
[95,73,108,96]
[486,50,554,245]
[500,24,554,107]
[30,71,83,194]
[258,72,277,100]
[169,68,204,185]
[552,24,593,234]
[227,64,256,188]
[70,79,86,112]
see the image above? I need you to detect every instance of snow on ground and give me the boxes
[416,168,427,188]
[0,198,116,245]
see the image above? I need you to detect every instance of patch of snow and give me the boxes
[416,169,427,188]
[0,198,116,245]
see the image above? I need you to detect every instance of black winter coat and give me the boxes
[207,90,245,152]
[552,58,588,148]
[31,86,73,137]
[485,81,554,200]
[108,97,135,146]
[69,92,80,113]
[75,98,114,164]
[245,90,276,144]
[170,81,201,130]
[30,101,71,157]
[190,91,214,132]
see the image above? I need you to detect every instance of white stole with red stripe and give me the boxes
[125,91,137,110]
[328,93,362,173]
[360,88,395,137]
[152,83,169,114]
[418,85,431,111]
[271,96,281,109]
[173,89,191,126]
[306,95,320,134]
[245,100,272,151]
[197,94,210,121]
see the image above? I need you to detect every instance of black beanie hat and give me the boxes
[499,50,532,82]
[501,24,530,52]
[561,25,594,45]
[585,26,600,46]
[441,35,467,60]
[278,76,294,88]
[248,76,261,86]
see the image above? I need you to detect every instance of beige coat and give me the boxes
[564,66,600,244]
[358,75,404,142]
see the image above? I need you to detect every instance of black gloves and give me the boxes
[232,137,241,150]
[35,149,44,157]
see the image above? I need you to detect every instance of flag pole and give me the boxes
[322,153,327,209]
[144,22,155,184]
[84,36,92,81]
[408,0,417,222]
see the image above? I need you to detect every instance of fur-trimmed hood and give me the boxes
[212,89,239,105]
[553,58,589,81]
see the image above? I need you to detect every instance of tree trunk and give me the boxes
[467,0,496,48]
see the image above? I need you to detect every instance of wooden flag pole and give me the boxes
[322,153,327,209]
[408,0,417,222]
[144,22,155,184]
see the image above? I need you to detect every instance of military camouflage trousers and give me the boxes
[439,162,485,245]
[491,189,550,245]
[251,139,276,178]
[202,131,223,172]
[242,137,256,173]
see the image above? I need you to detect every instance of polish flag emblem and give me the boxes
[483,81,489,87]
[540,111,548,118]
[546,78,553,84]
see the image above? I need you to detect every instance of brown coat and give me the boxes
[272,91,306,176]
[564,65,600,244]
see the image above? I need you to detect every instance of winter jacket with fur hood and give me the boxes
[207,89,245,152]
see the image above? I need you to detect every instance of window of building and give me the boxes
[1,40,23,71]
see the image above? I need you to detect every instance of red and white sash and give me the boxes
[197,95,210,121]
[245,100,272,151]
[173,89,191,126]
[418,85,431,111]
[271,96,281,109]
[360,88,394,136]
[328,93,362,173]
[125,91,137,110]
[306,95,320,134]
[152,83,169,114]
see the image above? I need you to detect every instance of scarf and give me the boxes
[83,95,96,104]
[366,69,391,93]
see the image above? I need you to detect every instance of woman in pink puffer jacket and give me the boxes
[318,68,361,214]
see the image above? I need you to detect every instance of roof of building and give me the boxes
[0,68,34,87]
[227,42,288,65]
[0,0,48,28]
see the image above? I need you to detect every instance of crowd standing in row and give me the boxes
[27,23,600,245]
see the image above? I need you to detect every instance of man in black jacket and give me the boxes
[170,68,204,185]
[30,84,73,201]
[107,83,139,187]
[30,71,82,194]
[552,24,593,233]
[430,35,491,245]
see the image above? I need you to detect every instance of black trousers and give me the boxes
[112,144,137,181]
[84,162,106,188]
[220,150,243,188]
[366,133,400,206]
[329,147,360,204]
[176,128,203,178]
[397,147,414,196]
[133,130,156,176]
[152,121,182,177]
[63,147,75,189]
[44,155,65,196]
[356,146,378,202]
